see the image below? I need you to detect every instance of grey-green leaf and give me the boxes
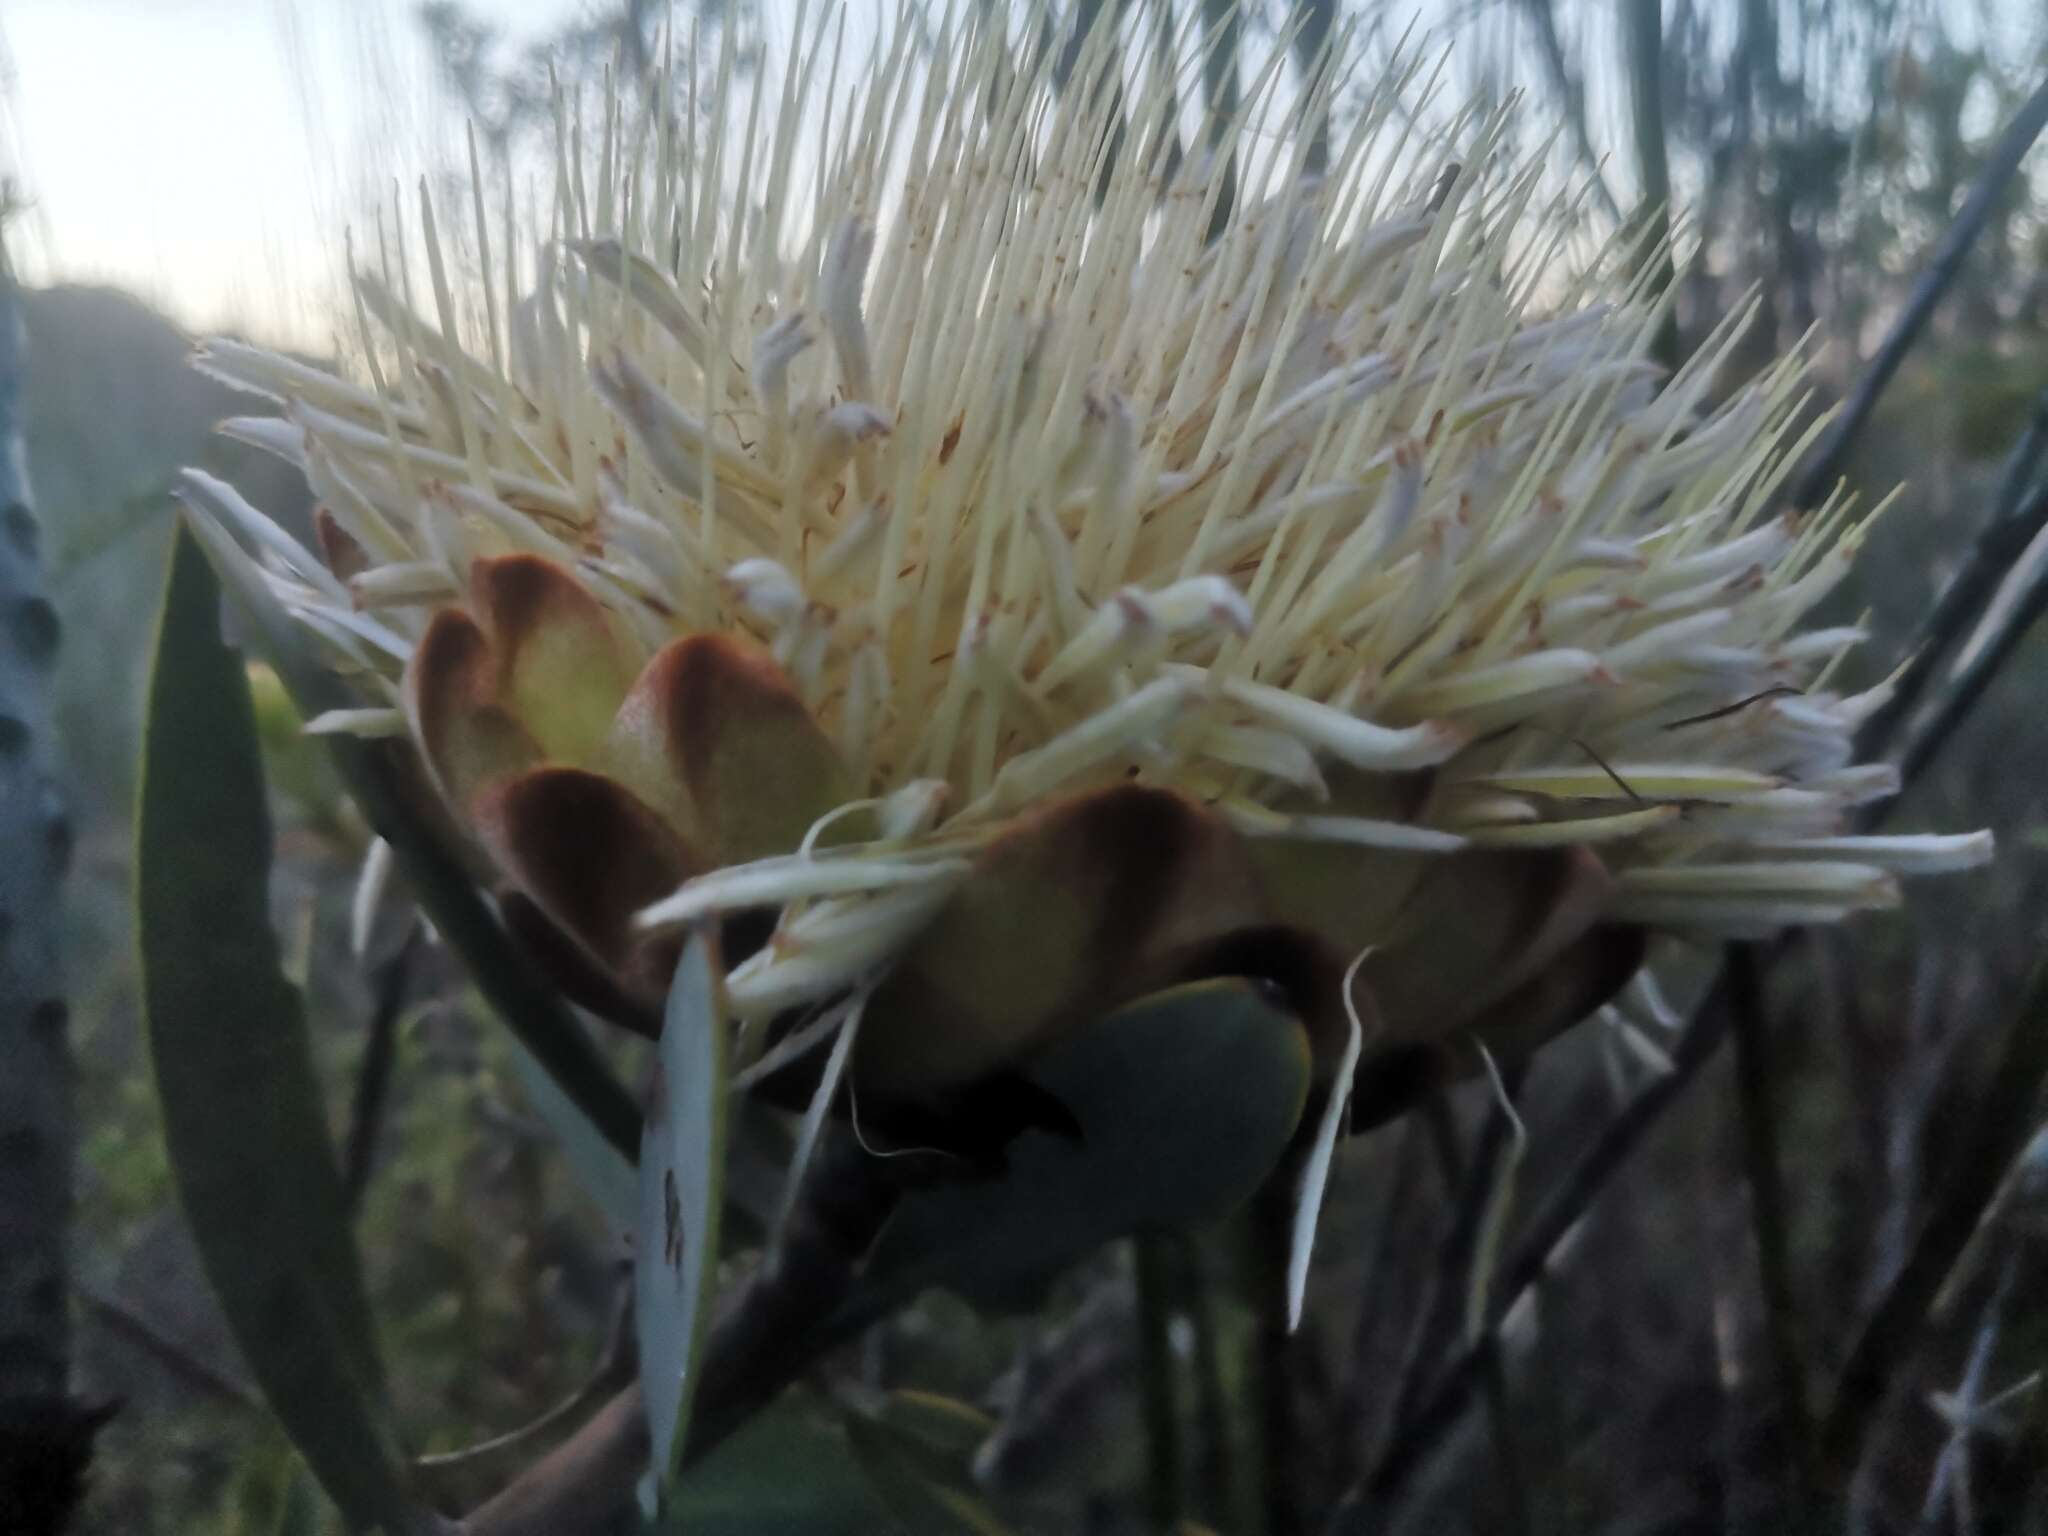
[137,525,433,1534]
[859,979,1313,1315]
[638,931,731,1497]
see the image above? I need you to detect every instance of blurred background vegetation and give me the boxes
[6,0,2048,1529]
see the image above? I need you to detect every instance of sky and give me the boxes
[3,0,2041,354]
[0,0,593,348]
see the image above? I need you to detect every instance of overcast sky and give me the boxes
[1,0,591,347]
[3,0,2041,353]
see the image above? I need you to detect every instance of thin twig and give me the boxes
[1727,940,1822,1508]
[1349,960,1753,1516]
[1330,1120,1425,1488]
[1818,957,2048,1486]
[1476,1341,1533,1536]
[1789,76,2048,512]
[1385,1073,1524,1443]
[1855,390,2048,761]
[1254,1153,1308,1536]
[1895,479,2048,793]
[1134,1233,1185,1531]
[415,1286,633,1482]
[1913,1256,2018,1536]
[460,1382,648,1536]
[978,1284,1133,1492]
[1180,1235,1237,1525]
[77,1282,261,1413]
[344,921,421,1215]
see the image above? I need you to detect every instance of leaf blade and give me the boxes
[860,979,1312,1315]
[137,525,430,1534]
[638,931,732,1496]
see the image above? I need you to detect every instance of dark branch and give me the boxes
[344,922,422,1214]
[1134,1233,1185,1528]
[1818,959,2048,1486]
[1854,390,2048,761]
[1789,76,2048,511]
[1893,477,2048,794]
[1727,940,1821,1505]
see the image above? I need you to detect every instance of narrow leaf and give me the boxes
[137,526,432,1534]
[1286,946,1368,1327]
[638,931,731,1497]
[1287,980,1364,1330]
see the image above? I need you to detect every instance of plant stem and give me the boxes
[1788,77,2048,511]
[1253,1157,1306,1536]
[1180,1234,1237,1525]
[1727,940,1822,1509]
[1894,478,2048,795]
[1476,1340,1532,1536]
[1854,390,2048,761]
[1134,1233,1185,1530]
[1819,957,2048,1487]
[345,921,421,1215]
[1330,1120,1424,1488]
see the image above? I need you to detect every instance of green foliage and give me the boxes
[662,1392,899,1533]
[638,933,731,1500]
[135,525,428,1534]
[860,979,1312,1315]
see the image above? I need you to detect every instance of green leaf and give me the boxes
[842,1414,1017,1536]
[137,526,432,1534]
[858,979,1312,1314]
[658,1393,899,1533]
[639,931,731,1499]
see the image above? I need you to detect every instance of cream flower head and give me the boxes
[177,4,1987,1124]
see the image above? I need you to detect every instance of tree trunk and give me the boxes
[0,249,97,1533]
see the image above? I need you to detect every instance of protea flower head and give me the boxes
[176,6,1988,1140]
